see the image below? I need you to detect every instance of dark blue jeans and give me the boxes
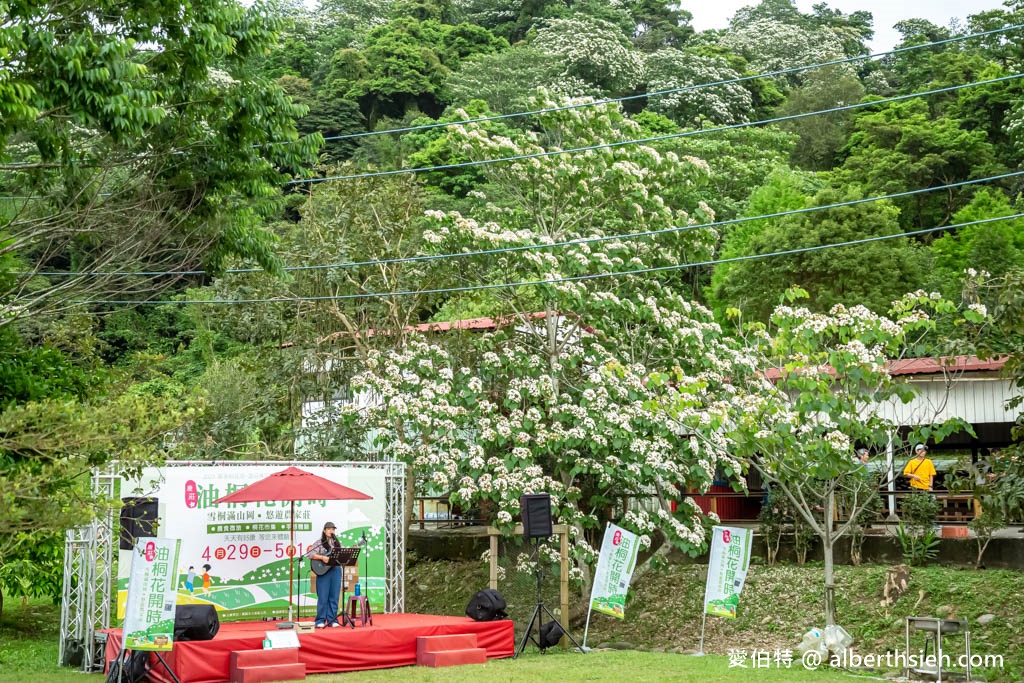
[316,565,341,626]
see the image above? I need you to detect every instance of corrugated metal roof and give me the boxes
[887,355,1008,376]
[308,311,587,344]
[764,355,1007,380]
[288,312,1009,380]
[397,311,550,335]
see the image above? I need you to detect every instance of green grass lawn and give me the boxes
[1,596,81,683]
[0,633,860,683]
[0,595,862,683]
[5,558,1022,682]
[321,650,868,682]
[582,562,1024,682]
[406,558,1023,682]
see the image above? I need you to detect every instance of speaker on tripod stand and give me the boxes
[119,497,159,550]
[515,493,585,657]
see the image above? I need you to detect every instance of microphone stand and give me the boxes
[360,531,368,599]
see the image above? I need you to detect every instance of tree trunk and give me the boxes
[850,533,862,567]
[570,521,594,622]
[976,536,991,569]
[545,300,559,398]
[823,494,836,627]
[404,471,414,575]
[823,539,836,627]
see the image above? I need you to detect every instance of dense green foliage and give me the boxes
[1,0,322,293]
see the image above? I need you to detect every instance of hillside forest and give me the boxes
[1,0,1023,610]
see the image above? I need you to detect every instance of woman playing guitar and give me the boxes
[304,521,342,628]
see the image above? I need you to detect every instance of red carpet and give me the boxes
[101,614,515,683]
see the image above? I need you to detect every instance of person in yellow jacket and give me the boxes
[903,444,937,491]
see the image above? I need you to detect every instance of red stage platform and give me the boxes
[102,614,515,683]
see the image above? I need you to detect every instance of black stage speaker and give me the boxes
[465,589,508,622]
[105,651,148,683]
[119,497,159,550]
[173,604,220,642]
[539,620,564,649]
[520,493,552,539]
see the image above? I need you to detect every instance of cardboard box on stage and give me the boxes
[309,566,358,594]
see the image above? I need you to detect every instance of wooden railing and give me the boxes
[413,496,485,529]
[687,488,985,525]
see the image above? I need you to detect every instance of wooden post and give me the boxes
[489,532,499,591]
[486,524,571,644]
[886,432,898,521]
[418,498,425,531]
[558,524,569,649]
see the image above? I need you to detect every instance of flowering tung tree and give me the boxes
[718,19,848,84]
[532,17,645,93]
[338,93,754,594]
[643,49,754,126]
[346,297,756,592]
[676,288,978,626]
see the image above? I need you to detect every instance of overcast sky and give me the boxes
[683,0,1010,52]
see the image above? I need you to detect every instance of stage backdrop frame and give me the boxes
[60,459,406,672]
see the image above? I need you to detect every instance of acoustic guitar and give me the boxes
[310,545,359,576]
[310,549,337,576]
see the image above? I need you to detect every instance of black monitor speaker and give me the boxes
[520,493,553,539]
[119,497,159,550]
[174,604,220,641]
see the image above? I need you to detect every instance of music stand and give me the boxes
[334,547,361,629]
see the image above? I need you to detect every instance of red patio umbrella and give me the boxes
[213,466,372,622]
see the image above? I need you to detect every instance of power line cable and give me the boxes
[287,73,1024,185]
[73,213,1024,306]
[5,72,1021,199]
[318,24,1024,142]
[22,170,1024,278]
[2,23,1019,175]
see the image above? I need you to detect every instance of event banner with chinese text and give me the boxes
[589,523,640,619]
[123,538,181,650]
[703,525,753,619]
[117,465,385,621]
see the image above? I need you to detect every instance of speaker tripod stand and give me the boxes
[514,542,585,657]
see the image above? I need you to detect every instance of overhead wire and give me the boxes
[5,27,1022,307]
[2,23,1021,178]
[20,170,1024,278]
[286,73,1024,185]
[314,23,1024,142]
[73,213,1024,306]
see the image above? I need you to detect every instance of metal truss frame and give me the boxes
[58,526,93,669]
[382,459,406,613]
[61,459,406,672]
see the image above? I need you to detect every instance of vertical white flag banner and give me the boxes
[588,523,640,619]
[702,525,753,619]
[123,538,181,651]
